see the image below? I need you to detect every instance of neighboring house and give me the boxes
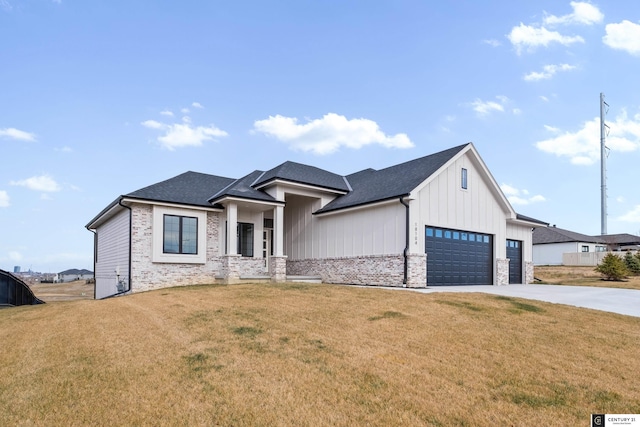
[58,269,94,283]
[596,234,640,252]
[533,227,640,265]
[86,143,544,299]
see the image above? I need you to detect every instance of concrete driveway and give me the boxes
[408,284,640,318]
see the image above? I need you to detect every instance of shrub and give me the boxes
[595,253,628,281]
[624,252,640,275]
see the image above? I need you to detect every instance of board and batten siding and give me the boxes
[506,222,533,262]
[284,194,405,260]
[414,153,511,257]
[95,208,130,299]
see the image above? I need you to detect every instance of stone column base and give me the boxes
[406,253,427,288]
[525,261,534,284]
[222,254,242,284]
[270,256,288,283]
[496,258,509,285]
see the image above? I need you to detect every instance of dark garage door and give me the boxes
[425,227,493,285]
[506,240,522,284]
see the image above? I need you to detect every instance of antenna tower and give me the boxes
[600,93,609,235]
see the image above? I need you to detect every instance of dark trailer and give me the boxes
[0,269,45,308]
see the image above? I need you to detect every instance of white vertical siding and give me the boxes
[285,195,405,260]
[415,153,509,255]
[95,208,130,299]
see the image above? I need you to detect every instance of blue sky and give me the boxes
[2,1,640,273]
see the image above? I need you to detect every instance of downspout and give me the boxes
[86,227,97,299]
[399,196,410,286]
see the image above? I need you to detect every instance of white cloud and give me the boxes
[142,108,228,150]
[544,125,561,133]
[543,2,604,26]
[603,20,640,56]
[616,196,625,203]
[10,174,61,192]
[156,123,227,150]
[0,127,36,141]
[535,111,640,165]
[483,39,501,47]
[253,113,414,155]
[540,96,550,102]
[141,120,164,129]
[0,190,9,207]
[619,205,640,223]
[469,96,516,117]
[508,23,584,54]
[524,63,576,81]
[501,184,546,206]
[55,146,73,152]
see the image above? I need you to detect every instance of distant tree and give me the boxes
[595,253,628,281]
[624,252,640,275]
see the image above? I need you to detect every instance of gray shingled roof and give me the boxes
[59,268,93,275]
[126,171,235,208]
[316,144,469,213]
[90,143,544,228]
[252,161,350,192]
[533,226,605,245]
[595,233,640,245]
[208,170,280,204]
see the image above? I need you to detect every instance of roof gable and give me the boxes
[317,144,469,213]
[208,170,279,204]
[252,161,349,193]
[126,171,235,208]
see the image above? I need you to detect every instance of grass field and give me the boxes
[2,282,639,426]
[534,265,640,290]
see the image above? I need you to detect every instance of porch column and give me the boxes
[270,204,287,282]
[226,202,238,255]
[223,202,241,284]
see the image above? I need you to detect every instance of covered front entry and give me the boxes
[425,226,493,285]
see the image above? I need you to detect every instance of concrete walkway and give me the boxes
[407,284,640,318]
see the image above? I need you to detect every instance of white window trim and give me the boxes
[152,205,207,264]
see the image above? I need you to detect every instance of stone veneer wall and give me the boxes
[287,254,415,287]
[407,254,427,288]
[525,261,534,284]
[495,258,509,285]
[131,205,224,293]
[130,205,269,291]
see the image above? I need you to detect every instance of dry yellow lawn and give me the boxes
[1,283,639,426]
[535,265,640,290]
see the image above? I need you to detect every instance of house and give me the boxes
[58,268,94,283]
[596,234,640,252]
[533,226,640,265]
[86,143,544,299]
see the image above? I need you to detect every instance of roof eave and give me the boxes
[253,178,349,195]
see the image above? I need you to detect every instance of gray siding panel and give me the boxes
[95,208,130,299]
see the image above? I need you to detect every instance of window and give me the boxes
[461,168,468,189]
[582,245,589,253]
[596,245,606,252]
[238,223,254,257]
[163,215,198,254]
